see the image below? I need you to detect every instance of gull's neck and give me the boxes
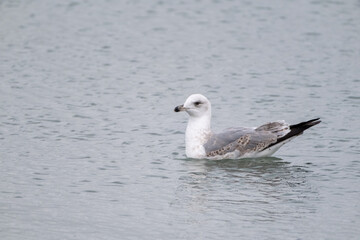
[185,114,211,158]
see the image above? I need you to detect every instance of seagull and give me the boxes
[174,94,321,159]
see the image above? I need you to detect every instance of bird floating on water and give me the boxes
[174,94,321,160]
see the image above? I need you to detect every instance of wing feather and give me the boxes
[204,127,277,157]
[203,119,319,158]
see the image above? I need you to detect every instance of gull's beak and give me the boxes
[174,104,186,112]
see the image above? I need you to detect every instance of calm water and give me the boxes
[1,0,359,239]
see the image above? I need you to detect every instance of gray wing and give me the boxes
[204,121,290,157]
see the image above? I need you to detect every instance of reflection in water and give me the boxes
[174,158,318,223]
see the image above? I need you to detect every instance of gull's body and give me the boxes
[174,94,320,160]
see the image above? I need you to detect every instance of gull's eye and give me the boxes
[194,101,202,106]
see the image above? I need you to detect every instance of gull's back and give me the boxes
[204,121,291,159]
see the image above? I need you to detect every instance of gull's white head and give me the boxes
[174,94,212,158]
[174,94,211,118]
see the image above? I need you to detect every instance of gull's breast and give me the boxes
[185,129,210,158]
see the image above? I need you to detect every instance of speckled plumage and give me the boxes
[174,94,320,159]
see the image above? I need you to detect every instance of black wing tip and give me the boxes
[290,118,321,129]
[264,118,321,150]
[307,118,321,126]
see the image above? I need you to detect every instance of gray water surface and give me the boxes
[1,0,359,239]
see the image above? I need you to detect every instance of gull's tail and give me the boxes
[266,118,321,149]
